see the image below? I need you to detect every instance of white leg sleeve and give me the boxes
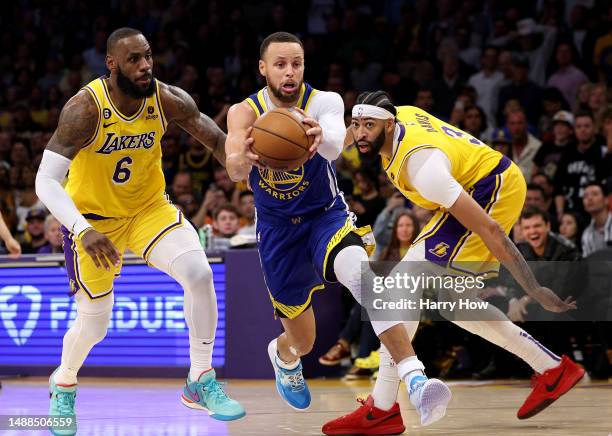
[54,291,114,385]
[148,225,218,379]
[333,245,405,336]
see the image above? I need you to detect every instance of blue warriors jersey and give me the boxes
[245,84,343,223]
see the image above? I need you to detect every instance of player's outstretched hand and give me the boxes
[6,237,21,259]
[244,127,265,170]
[81,229,121,271]
[293,107,322,158]
[531,286,577,313]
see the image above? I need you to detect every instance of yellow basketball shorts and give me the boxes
[61,196,184,300]
[413,156,526,277]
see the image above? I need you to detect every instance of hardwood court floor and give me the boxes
[0,377,610,435]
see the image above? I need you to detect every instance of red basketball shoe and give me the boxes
[517,355,585,419]
[322,395,405,436]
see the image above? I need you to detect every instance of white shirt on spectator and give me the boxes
[582,211,612,257]
[468,70,504,128]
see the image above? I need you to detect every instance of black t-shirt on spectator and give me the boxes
[533,139,575,180]
[553,141,606,216]
[352,194,386,228]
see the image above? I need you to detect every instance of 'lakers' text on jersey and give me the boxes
[65,77,167,217]
[245,83,342,222]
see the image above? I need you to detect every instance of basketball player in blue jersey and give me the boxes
[226,32,451,422]
[35,28,244,435]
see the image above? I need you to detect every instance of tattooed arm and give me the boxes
[36,90,121,270]
[448,191,576,313]
[160,82,227,166]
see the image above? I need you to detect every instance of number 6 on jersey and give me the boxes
[113,156,133,184]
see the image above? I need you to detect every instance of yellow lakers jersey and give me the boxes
[65,77,167,217]
[383,106,503,210]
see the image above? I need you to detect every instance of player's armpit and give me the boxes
[159,83,227,166]
[46,90,98,159]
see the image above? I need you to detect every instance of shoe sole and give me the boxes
[268,340,311,411]
[181,395,246,421]
[419,380,452,426]
[517,366,585,420]
[323,426,406,436]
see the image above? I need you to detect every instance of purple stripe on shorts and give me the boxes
[60,225,80,296]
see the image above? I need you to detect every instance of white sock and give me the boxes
[397,356,427,406]
[372,345,400,411]
[271,338,300,370]
[452,320,561,374]
[53,366,78,386]
[189,335,214,380]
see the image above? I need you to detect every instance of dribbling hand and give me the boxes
[531,286,577,313]
[81,229,121,271]
[293,107,322,158]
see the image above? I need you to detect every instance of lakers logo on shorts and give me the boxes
[257,166,310,201]
[429,242,450,258]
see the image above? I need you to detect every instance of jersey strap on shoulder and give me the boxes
[246,89,267,118]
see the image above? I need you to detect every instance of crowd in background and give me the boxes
[0,0,610,379]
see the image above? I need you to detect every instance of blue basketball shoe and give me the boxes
[181,369,246,421]
[267,339,311,410]
[48,369,77,436]
[409,375,452,426]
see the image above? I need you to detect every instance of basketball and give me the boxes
[250,108,313,171]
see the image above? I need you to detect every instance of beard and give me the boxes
[267,78,303,103]
[357,129,386,160]
[116,67,156,99]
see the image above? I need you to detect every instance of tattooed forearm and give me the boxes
[500,234,540,295]
[46,90,98,159]
[161,83,227,166]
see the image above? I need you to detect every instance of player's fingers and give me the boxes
[246,126,253,136]
[292,107,307,117]
[86,248,102,269]
[96,248,111,271]
[245,151,260,161]
[104,242,121,266]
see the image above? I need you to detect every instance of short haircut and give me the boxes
[574,110,594,122]
[584,182,608,197]
[44,214,59,233]
[213,203,240,221]
[260,32,303,59]
[526,183,545,197]
[520,206,550,223]
[355,91,397,117]
[238,190,254,200]
[107,27,143,53]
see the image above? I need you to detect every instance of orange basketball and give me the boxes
[250,108,313,171]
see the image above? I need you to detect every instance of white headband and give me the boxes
[352,104,395,120]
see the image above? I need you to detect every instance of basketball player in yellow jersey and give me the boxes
[322,91,584,435]
[35,28,244,434]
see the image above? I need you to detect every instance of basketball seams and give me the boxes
[252,125,310,152]
[272,110,311,147]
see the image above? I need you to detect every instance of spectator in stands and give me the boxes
[20,209,48,254]
[581,183,612,256]
[525,183,557,231]
[413,87,435,113]
[515,18,557,87]
[507,207,581,322]
[588,83,609,117]
[372,191,406,259]
[460,105,490,142]
[554,111,606,217]
[349,170,386,227]
[506,109,541,182]
[497,55,542,125]
[599,106,612,184]
[547,42,588,107]
[0,208,21,258]
[169,171,193,203]
[178,136,214,197]
[468,46,503,128]
[538,87,568,136]
[14,166,45,233]
[559,211,585,250]
[432,54,466,119]
[212,166,235,202]
[208,204,241,251]
[82,31,108,77]
[379,210,420,262]
[38,215,63,254]
[533,111,575,180]
[237,191,255,236]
